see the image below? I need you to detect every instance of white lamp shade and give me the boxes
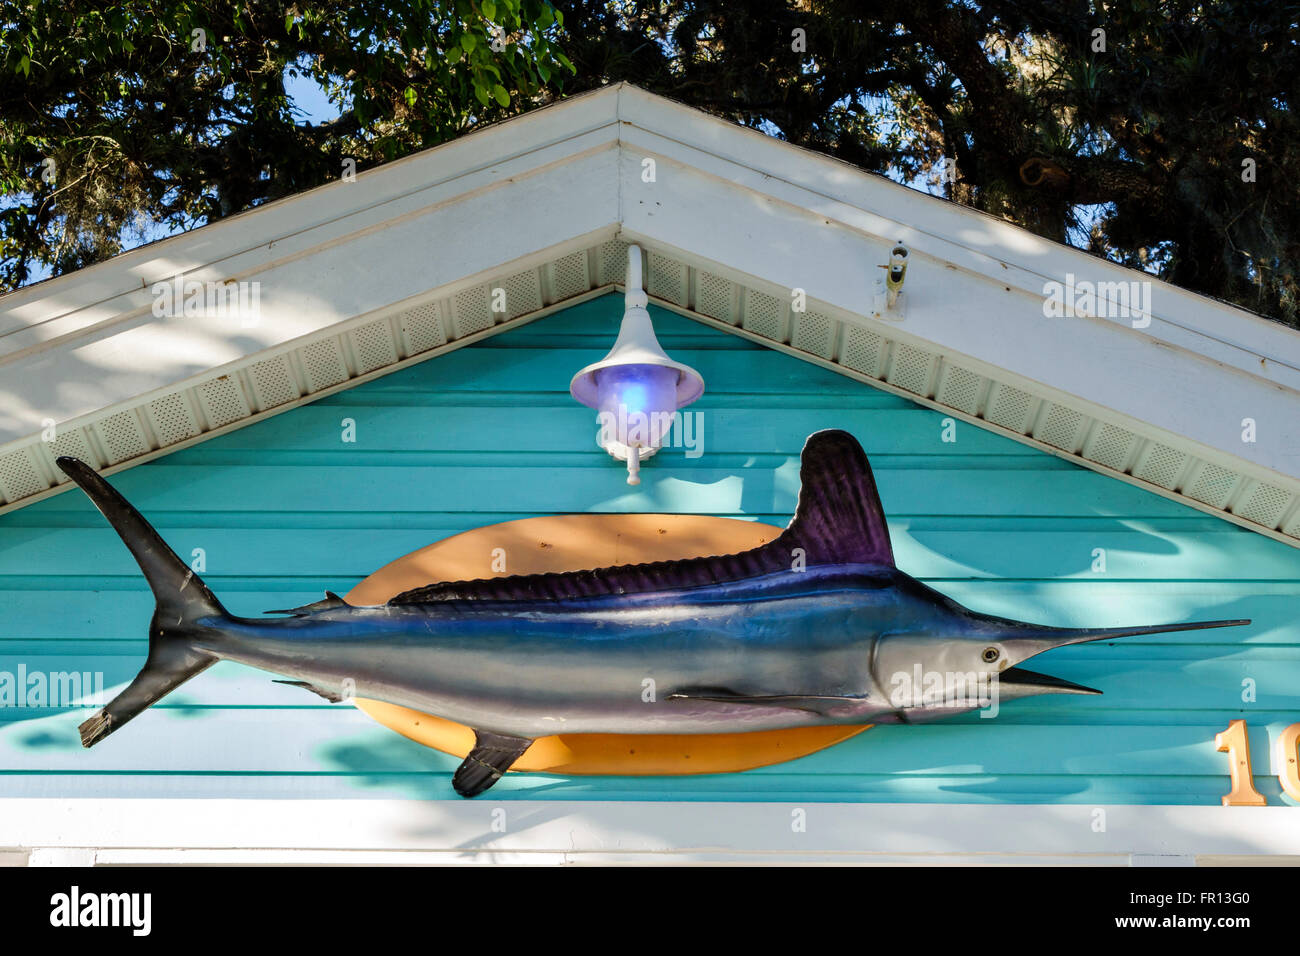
[568,304,705,409]
[569,244,705,484]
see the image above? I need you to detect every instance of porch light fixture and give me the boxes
[570,245,705,485]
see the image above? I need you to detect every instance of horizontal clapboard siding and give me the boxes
[1,293,1297,806]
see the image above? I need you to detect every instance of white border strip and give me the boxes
[4,800,1298,865]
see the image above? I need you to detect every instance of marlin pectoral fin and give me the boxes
[666,689,861,714]
[453,730,533,798]
[264,591,350,616]
[272,679,346,703]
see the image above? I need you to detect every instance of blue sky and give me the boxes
[285,69,343,125]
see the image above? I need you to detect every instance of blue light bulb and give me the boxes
[595,364,679,450]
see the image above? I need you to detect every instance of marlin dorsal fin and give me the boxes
[389,430,892,605]
[773,428,894,567]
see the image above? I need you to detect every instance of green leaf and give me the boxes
[404,86,417,107]
[17,54,29,76]
[482,1,496,20]
[460,33,477,53]
[492,84,509,107]
[473,82,490,107]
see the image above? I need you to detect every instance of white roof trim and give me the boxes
[2,83,1299,544]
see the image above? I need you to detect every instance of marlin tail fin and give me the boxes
[57,458,227,747]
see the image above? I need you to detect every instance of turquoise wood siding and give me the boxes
[2,293,1298,805]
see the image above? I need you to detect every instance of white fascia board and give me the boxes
[0,142,622,445]
[0,84,624,345]
[617,84,1300,382]
[615,121,1300,485]
[3,799,1297,863]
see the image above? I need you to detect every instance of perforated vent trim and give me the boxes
[146,393,200,447]
[1036,403,1085,453]
[1084,423,1138,471]
[599,240,630,286]
[888,344,935,397]
[453,286,493,337]
[197,375,251,429]
[791,311,835,358]
[399,302,447,355]
[986,384,1035,433]
[93,410,151,465]
[549,251,590,301]
[1185,462,1241,508]
[1134,442,1189,490]
[0,449,46,500]
[936,364,983,414]
[350,319,400,375]
[249,355,300,410]
[697,272,735,324]
[1234,482,1292,528]
[497,270,543,320]
[742,290,785,341]
[45,427,100,482]
[646,252,688,305]
[840,327,885,378]
[299,338,349,391]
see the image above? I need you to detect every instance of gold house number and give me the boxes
[1215,719,1300,806]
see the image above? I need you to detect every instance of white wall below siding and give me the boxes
[4,800,1298,865]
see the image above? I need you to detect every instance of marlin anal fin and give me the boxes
[453,730,533,798]
[265,591,350,616]
[272,679,346,703]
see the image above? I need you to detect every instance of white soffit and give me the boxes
[1,83,1298,546]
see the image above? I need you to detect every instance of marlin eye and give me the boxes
[981,646,1000,663]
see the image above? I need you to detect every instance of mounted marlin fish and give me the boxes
[58,430,1247,797]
